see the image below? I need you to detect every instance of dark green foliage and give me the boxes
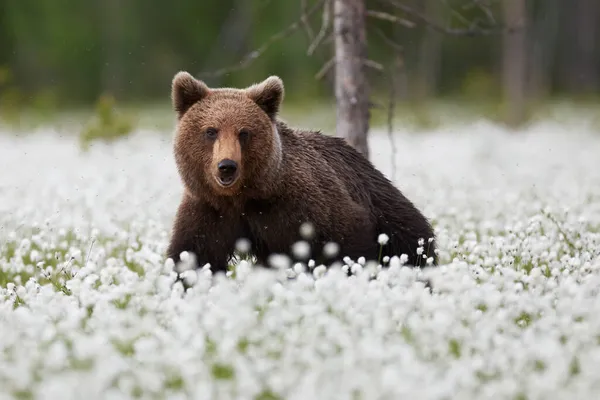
[0,0,597,114]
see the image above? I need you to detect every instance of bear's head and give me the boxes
[171,72,284,201]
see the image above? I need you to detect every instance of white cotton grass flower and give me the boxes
[299,222,315,240]
[378,233,389,245]
[268,253,292,270]
[1,119,600,399]
[323,242,340,258]
[351,263,363,275]
[179,269,198,287]
[291,240,311,260]
[234,259,253,280]
[293,263,306,275]
[175,251,200,274]
[234,238,252,255]
[312,265,327,279]
[399,254,409,265]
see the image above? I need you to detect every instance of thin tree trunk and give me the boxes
[502,0,527,127]
[568,0,599,94]
[334,0,369,159]
[391,23,409,102]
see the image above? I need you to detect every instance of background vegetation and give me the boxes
[0,0,599,133]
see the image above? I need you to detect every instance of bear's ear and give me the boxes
[171,71,209,118]
[245,76,284,120]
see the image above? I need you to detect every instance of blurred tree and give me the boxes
[334,0,370,158]
[562,0,599,95]
[528,0,559,100]
[502,0,527,126]
[0,0,598,135]
[323,0,512,156]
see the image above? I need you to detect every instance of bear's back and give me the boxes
[287,122,436,265]
[285,123,404,211]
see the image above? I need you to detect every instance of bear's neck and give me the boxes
[242,119,285,200]
[264,119,284,176]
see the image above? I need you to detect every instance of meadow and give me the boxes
[1,109,600,400]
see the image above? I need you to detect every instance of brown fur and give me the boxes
[166,71,438,274]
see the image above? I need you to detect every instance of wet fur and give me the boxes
[166,72,437,273]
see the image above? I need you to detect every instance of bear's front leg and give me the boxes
[166,194,239,274]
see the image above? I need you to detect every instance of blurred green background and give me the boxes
[0,0,599,136]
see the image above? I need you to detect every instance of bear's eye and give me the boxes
[239,129,251,141]
[205,127,218,140]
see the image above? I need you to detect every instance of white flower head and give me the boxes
[299,222,315,239]
[399,254,409,265]
[268,253,292,270]
[292,240,311,260]
[378,233,390,245]
[323,241,340,258]
[176,251,196,272]
[235,238,251,254]
[313,265,327,279]
[179,269,198,287]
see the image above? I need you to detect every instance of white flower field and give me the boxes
[1,116,600,399]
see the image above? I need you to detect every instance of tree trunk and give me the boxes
[501,0,528,127]
[567,0,599,94]
[334,0,369,159]
[528,0,559,99]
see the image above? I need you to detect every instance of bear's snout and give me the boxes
[217,159,238,186]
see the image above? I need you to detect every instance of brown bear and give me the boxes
[166,71,437,275]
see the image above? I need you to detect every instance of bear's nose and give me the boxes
[218,159,238,176]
